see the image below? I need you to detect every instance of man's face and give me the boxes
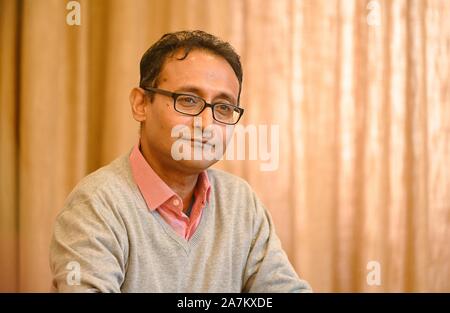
[140,49,240,174]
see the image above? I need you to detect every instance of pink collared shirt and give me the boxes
[129,143,211,240]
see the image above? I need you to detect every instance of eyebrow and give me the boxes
[174,85,238,105]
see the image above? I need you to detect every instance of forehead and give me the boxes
[157,49,240,97]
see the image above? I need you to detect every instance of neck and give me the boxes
[140,141,198,212]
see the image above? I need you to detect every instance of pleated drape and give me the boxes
[0,0,449,292]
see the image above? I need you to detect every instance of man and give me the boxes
[50,30,311,292]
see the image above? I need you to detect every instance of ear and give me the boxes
[130,87,149,123]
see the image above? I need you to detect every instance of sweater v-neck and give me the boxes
[150,201,212,255]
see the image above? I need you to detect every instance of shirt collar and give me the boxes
[129,142,211,211]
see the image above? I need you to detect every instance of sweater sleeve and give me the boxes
[242,192,312,293]
[49,197,127,293]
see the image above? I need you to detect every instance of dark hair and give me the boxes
[139,30,243,103]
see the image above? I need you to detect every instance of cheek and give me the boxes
[213,125,234,150]
[223,125,234,144]
[149,101,190,133]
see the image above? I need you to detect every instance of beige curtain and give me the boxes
[1,0,449,292]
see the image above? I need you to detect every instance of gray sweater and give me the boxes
[49,152,312,292]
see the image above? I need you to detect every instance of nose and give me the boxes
[199,105,214,127]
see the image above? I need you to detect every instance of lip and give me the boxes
[190,139,208,144]
[184,138,213,147]
[177,137,212,146]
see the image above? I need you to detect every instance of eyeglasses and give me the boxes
[141,86,244,125]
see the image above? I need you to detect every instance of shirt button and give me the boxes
[173,199,180,207]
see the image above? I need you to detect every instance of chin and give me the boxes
[175,159,219,173]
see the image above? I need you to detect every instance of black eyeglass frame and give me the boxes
[141,86,244,125]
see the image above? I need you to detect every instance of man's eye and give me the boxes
[216,104,233,114]
[220,104,231,111]
[178,96,198,105]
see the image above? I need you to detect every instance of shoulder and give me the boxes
[206,167,252,192]
[206,167,262,218]
[62,153,137,212]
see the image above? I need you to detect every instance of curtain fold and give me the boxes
[0,0,19,293]
[0,0,449,292]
